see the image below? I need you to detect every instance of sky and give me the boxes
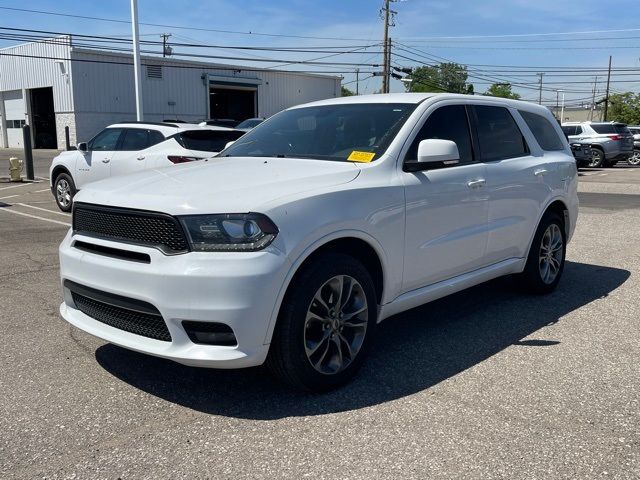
[1,0,640,106]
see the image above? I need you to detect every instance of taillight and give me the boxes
[607,135,621,141]
[167,156,201,164]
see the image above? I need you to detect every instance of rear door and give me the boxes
[74,128,123,188]
[110,128,165,177]
[475,105,551,264]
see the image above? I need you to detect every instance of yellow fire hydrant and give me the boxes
[9,157,23,182]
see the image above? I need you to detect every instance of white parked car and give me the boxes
[49,122,245,211]
[58,94,578,391]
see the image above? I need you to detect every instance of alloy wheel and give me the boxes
[304,275,368,375]
[588,149,603,168]
[56,179,72,208]
[629,150,640,166]
[539,224,563,284]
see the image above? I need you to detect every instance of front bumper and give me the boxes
[59,230,289,368]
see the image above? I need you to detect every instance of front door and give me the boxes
[75,128,123,188]
[402,104,489,292]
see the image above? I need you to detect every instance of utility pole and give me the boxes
[560,90,565,123]
[555,89,559,118]
[537,73,544,105]
[604,55,612,121]
[161,33,172,57]
[130,0,143,121]
[355,68,360,95]
[591,78,598,121]
[381,0,397,94]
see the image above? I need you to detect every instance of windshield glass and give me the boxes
[221,103,418,162]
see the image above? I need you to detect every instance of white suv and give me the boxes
[49,122,244,211]
[58,94,578,391]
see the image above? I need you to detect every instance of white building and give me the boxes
[0,36,341,149]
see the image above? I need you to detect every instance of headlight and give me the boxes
[178,213,278,252]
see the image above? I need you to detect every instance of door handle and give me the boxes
[534,168,548,177]
[137,156,145,161]
[101,159,110,163]
[467,179,486,188]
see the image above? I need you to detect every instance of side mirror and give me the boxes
[77,142,88,152]
[224,141,236,150]
[404,139,460,172]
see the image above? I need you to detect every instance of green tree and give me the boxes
[405,63,474,94]
[608,92,640,124]
[341,86,355,97]
[484,83,521,100]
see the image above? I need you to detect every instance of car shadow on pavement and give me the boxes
[96,261,629,419]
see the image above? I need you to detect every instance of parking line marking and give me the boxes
[0,183,35,191]
[34,188,50,193]
[17,203,70,216]
[0,207,71,226]
[0,194,19,200]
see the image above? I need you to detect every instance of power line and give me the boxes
[0,6,376,42]
[0,51,378,75]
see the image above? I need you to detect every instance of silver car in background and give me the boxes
[562,122,634,167]
[627,126,640,166]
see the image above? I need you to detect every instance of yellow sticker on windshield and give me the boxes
[348,151,376,163]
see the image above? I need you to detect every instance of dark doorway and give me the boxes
[30,87,57,149]
[209,87,256,121]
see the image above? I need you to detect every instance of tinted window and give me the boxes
[591,124,630,135]
[405,105,473,164]
[148,130,165,146]
[519,111,564,151]
[222,103,418,162]
[562,125,577,136]
[236,119,263,129]
[615,124,631,135]
[89,128,123,151]
[474,106,528,161]
[120,129,150,151]
[176,130,245,152]
[591,124,617,134]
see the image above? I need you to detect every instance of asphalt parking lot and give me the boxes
[1,152,639,479]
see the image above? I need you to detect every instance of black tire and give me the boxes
[53,172,76,212]
[588,147,604,168]
[266,253,377,392]
[518,212,566,294]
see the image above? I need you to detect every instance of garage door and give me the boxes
[3,90,26,148]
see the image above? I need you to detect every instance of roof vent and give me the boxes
[146,65,163,79]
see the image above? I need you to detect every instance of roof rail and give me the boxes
[110,121,181,128]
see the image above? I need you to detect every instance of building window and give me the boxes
[7,120,26,128]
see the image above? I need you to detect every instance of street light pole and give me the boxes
[130,0,143,121]
[560,91,565,123]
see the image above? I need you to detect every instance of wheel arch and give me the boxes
[263,232,387,344]
[525,197,570,261]
[51,165,73,184]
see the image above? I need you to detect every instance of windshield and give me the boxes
[221,103,418,162]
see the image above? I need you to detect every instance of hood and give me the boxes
[74,156,360,215]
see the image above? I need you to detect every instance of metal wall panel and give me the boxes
[70,49,341,139]
[0,37,74,112]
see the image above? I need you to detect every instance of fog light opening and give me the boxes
[182,321,237,346]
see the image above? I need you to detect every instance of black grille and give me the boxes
[73,203,189,254]
[66,281,171,342]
